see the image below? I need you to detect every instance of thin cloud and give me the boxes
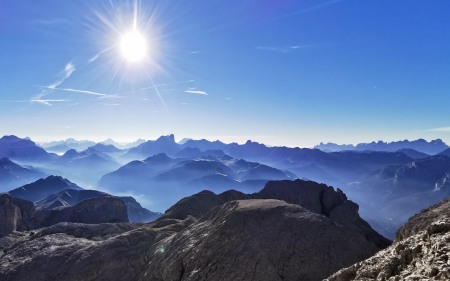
[0,99,70,106]
[31,18,70,25]
[283,0,344,18]
[88,47,114,63]
[29,62,76,106]
[154,80,195,87]
[256,45,302,53]
[30,99,70,106]
[426,126,450,132]
[40,86,111,97]
[47,63,76,89]
[190,51,201,54]
[136,80,195,92]
[185,89,208,95]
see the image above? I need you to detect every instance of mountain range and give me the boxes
[2,133,450,279]
[99,152,297,211]
[0,179,389,281]
[6,176,161,224]
[2,134,450,239]
[315,138,448,155]
[0,157,45,190]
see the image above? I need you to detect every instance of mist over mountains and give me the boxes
[2,134,450,280]
[1,134,450,239]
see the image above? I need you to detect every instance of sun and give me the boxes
[119,30,148,63]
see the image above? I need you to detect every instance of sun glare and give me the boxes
[119,30,148,63]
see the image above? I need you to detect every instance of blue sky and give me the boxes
[1,0,450,147]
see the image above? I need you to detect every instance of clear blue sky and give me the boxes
[1,0,450,147]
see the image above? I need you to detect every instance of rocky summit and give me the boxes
[0,179,389,281]
[325,196,450,281]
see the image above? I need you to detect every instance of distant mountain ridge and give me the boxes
[315,139,449,155]
[0,135,54,161]
[0,157,46,191]
[99,152,297,211]
[2,134,450,238]
[9,175,84,202]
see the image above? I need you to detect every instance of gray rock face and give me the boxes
[395,197,450,242]
[0,194,35,236]
[325,197,450,281]
[35,197,128,226]
[119,196,162,222]
[0,179,389,281]
[146,199,381,281]
[35,189,161,223]
[0,194,128,237]
[161,179,390,248]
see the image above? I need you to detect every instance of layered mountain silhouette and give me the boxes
[99,153,297,210]
[347,154,450,238]
[3,134,450,240]
[0,136,54,162]
[9,175,83,202]
[40,138,96,154]
[0,179,389,281]
[0,157,46,191]
[55,147,121,185]
[315,138,448,155]
[6,176,160,224]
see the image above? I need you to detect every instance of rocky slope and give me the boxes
[0,194,35,236]
[35,189,161,222]
[34,197,128,227]
[161,179,390,248]
[325,197,450,281]
[0,179,389,281]
[0,194,128,237]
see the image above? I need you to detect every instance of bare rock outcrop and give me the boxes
[146,199,382,281]
[0,194,35,236]
[160,179,390,248]
[325,197,450,281]
[0,194,128,237]
[34,197,129,227]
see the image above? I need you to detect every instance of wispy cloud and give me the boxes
[426,126,450,132]
[0,99,70,107]
[39,86,110,97]
[30,99,70,106]
[190,51,201,54]
[136,80,195,92]
[31,18,70,25]
[185,89,208,95]
[30,62,76,106]
[256,45,302,53]
[47,63,76,89]
[283,0,344,18]
[154,80,195,87]
[88,47,114,63]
